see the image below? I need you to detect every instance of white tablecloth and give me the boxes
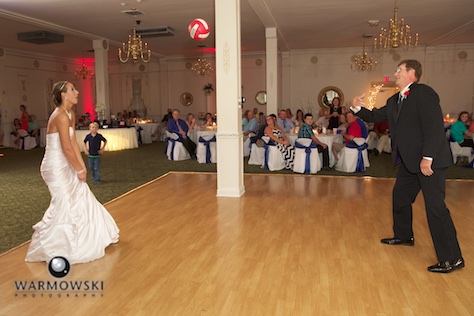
[188,130,217,144]
[75,128,139,152]
[135,123,160,144]
[288,133,343,167]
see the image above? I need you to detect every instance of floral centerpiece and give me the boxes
[95,102,106,122]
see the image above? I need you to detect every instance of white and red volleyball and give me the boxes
[188,18,210,41]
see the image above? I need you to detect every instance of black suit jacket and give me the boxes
[356,82,452,173]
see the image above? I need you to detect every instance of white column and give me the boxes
[92,39,110,118]
[266,27,278,115]
[215,0,245,197]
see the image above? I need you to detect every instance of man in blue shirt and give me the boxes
[298,113,330,169]
[167,109,196,157]
[243,110,259,136]
[84,122,107,184]
[277,110,294,134]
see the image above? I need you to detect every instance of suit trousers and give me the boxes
[392,163,462,262]
[181,136,196,157]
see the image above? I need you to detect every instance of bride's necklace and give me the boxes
[62,107,71,121]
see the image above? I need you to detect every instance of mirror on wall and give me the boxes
[318,86,344,109]
[255,90,267,105]
[180,92,193,106]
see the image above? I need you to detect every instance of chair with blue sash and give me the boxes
[18,129,37,150]
[165,131,191,161]
[261,136,285,171]
[335,137,370,172]
[197,132,217,163]
[248,138,265,166]
[293,138,322,174]
[243,132,255,157]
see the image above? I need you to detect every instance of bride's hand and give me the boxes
[77,169,87,182]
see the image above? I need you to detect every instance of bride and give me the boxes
[25,81,119,264]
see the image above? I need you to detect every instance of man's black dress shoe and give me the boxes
[428,258,464,273]
[380,237,414,246]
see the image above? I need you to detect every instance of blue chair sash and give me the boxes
[346,140,368,172]
[20,136,27,150]
[295,140,317,174]
[263,139,277,170]
[166,137,182,160]
[199,136,216,163]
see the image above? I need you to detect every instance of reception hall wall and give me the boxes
[0,43,473,146]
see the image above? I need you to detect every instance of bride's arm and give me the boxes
[70,113,86,170]
[56,113,86,180]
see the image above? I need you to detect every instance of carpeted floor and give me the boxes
[0,141,472,254]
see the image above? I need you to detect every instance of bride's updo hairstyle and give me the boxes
[51,81,68,107]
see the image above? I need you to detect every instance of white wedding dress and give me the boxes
[25,127,119,264]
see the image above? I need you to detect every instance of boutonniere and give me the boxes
[401,88,410,99]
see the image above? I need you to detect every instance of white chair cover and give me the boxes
[18,129,37,150]
[248,142,265,165]
[165,131,190,161]
[449,141,473,164]
[261,136,285,171]
[197,132,217,164]
[293,138,322,174]
[243,133,255,157]
[335,137,370,172]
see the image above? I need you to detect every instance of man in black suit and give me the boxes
[350,60,463,273]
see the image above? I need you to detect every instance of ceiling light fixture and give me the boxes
[352,35,377,71]
[119,10,151,63]
[75,53,94,80]
[191,58,213,76]
[374,0,418,50]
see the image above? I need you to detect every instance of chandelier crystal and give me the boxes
[119,26,151,63]
[352,36,377,71]
[374,0,419,49]
[75,58,93,80]
[191,58,213,76]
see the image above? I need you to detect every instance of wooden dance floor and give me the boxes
[1,173,473,315]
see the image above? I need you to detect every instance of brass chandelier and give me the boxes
[352,36,377,71]
[119,21,151,63]
[191,58,213,76]
[75,54,94,80]
[374,0,419,49]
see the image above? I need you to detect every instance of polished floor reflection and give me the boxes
[1,173,473,315]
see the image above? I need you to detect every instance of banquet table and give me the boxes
[75,128,139,152]
[135,123,160,144]
[188,129,217,144]
[287,133,343,167]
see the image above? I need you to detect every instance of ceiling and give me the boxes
[0,0,473,62]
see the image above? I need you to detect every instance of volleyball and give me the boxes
[188,18,210,41]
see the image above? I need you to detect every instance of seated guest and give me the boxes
[337,113,349,132]
[243,110,259,136]
[293,109,304,128]
[161,108,172,123]
[314,108,329,129]
[450,111,473,148]
[326,97,346,130]
[253,108,259,122]
[78,112,92,129]
[258,112,266,126]
[186,113,197,131]
[167,109,196,158]
[10,118,23,149]
[205,112,215,127]
[332,112,368,160]
[286,108,294,120]
[369,119,390,156]
[265,114,295,170]
[298,113,330,169]
[277,110,294,134]
[116,112,126,127]
[28,115,40,145]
